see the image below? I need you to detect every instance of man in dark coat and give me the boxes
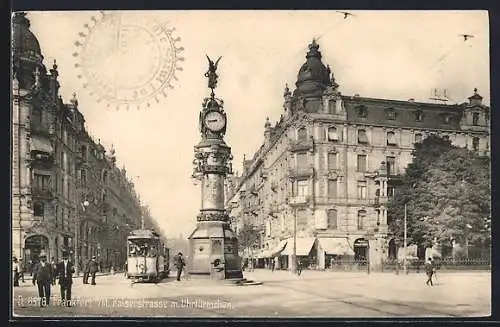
[56,251,74,307]
[88,256,99,285]
[32,252,53,307]
[83,258,90,284]
[425,257,435,286]
[173,252,185,281]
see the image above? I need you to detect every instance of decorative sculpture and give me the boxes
[204,55,222,92]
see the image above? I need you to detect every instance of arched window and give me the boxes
[415,110,424,122]
[387,131,396,146]
[472,113,480,126]
[297,127,308,142]
[33,202,44,217]
[358,129,368,144]
[327,126,339,141]
[327,209,337,229]
[357,210,366,230]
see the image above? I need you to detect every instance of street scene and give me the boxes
[11,10,490,319]
[12,270,491,317]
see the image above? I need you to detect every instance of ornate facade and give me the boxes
[226,39,490,271]
[11,12,154,271]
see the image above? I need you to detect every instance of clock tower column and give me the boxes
[187,56,243,280]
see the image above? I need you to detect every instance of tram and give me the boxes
[126,229,170,282]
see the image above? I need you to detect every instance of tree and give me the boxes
[237,222,262,254]
[388,135,491,253]
[387,135,456,246]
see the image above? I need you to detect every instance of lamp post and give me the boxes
[403,203,407,274]
[292,208,297,274]
[74,199,89,276]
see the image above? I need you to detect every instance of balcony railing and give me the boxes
[31,186,54,198]
[288,166,314,179]
[288,195,310,205]
[289,138,314,152]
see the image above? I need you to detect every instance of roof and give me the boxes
[12,13,42,56]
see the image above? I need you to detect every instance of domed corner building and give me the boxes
[225,39,490,272]
[11,13,147,271]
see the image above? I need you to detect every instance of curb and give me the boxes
[19,272,115,281]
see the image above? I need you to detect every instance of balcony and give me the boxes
[289,138,314,153]
[288,166,315,180]
[288,195,311,206]
[31,186,54,199]
[30,125,55,138]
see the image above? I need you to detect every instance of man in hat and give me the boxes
[88,256,99,285]
[32,252,53,307]
[56,251,74,307]
[12,256,20,287]
[173,252,185,281]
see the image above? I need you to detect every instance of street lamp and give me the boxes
[74,199,90,276]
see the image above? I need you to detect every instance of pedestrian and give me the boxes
[88,256,99,285]
[51,257,57,285]
[425,257,435,286]
[32,252,53,307]
[83,258,90,284]
[271,257,276,272]
[56,251,74,307]
[12,257,20,287]
[124,261,128,277]
[19,259,25,283]
[297,259,303,276]
[174,252,185,281]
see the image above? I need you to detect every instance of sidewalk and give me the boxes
[19,271,116,281]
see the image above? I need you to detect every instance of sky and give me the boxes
[24,10,490,239]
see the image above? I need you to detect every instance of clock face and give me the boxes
[204,111,226,132]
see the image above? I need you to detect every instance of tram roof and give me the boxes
[128,229,160,238]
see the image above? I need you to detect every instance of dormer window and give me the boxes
[386,108,396,120]
[297,127,308,142]
[356,105,368,118]
[415,110,424,122]
[327,126,339,142]
[472,112,480,126]
[358,129,368,144]
[441,114,452,124]
[387,131,396,146]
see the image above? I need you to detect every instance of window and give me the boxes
[386,109,396,120]
[358,129,368,144]
[357,210,366,230]
[33,202,44,217]
[328,179,337,199]
[327,127,339,141]
[328,101,336,114]
[80,169,87,185]
[415,110,424,122]
[296,153,307,169]
[33,174,51,190]
[356,105,368,118]
[387,131,396,146]
[415,133,423,143]
[357,154,367,172]
[296,180,308,197]
[386,156,396,176]
[297,209,307,226]
[357,181,367,199]
[327,209,337,229]
[60,151,65,170]
[473,137,479,152]
[328,152,337,170]
[387,186,395,197]
[443,114,451,124]
[297,127,308,142]
[473,113,480,126]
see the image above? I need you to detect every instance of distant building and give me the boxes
[226,39,490,271]
[11,12,165,269]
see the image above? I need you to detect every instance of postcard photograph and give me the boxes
[10,10,491,318]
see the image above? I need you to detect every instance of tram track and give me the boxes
[262,280,460,317]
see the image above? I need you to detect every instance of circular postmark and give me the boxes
[73,12,184,110]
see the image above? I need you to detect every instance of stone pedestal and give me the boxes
[188,221,242,280]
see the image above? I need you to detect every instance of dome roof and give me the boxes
[12,12,42,60]
[294,40,332,97]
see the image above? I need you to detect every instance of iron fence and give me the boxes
[380,258,491,273]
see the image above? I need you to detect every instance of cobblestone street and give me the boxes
[12,270,490,318]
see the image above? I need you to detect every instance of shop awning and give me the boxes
[31,136,53,154]
[270,240,288,257]
[318,238,354,256]
[282,237,316,256]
